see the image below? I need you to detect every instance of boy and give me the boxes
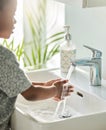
[0,0,74,129]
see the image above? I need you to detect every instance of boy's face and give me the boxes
[0,0,17,38]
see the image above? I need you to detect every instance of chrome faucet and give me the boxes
[72,45,102,86]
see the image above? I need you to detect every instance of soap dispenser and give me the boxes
[60,25,76,73]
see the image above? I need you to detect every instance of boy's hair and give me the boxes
[0,0,9,10]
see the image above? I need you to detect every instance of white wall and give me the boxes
[65,5,106,79]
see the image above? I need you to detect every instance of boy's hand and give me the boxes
[53,79,74,101]
[44,78,61,86]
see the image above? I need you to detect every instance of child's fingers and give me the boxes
[62,84,74,96]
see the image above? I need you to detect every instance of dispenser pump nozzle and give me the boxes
[64,25,71,40]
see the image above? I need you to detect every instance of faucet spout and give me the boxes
[72,45,102,86]
[72,58,93,67]
[72,58,101,86]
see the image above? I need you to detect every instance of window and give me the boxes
[23,0,65,69]
[0,0,65,69]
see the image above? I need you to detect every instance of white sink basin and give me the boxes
[11,68,106,130]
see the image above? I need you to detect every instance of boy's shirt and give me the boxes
[0,45,31,130]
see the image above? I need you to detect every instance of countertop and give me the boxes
[52,67,106,101]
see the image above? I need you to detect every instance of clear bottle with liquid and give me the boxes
[60,25,76,73]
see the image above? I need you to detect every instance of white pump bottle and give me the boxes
[60,25,76,73]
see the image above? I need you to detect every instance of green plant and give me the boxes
[24,31,64,68]
[1,39,24,61]
[24,0,64,69]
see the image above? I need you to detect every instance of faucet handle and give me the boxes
[83,45,102,58]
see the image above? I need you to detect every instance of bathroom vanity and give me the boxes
[11,68,106,130]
